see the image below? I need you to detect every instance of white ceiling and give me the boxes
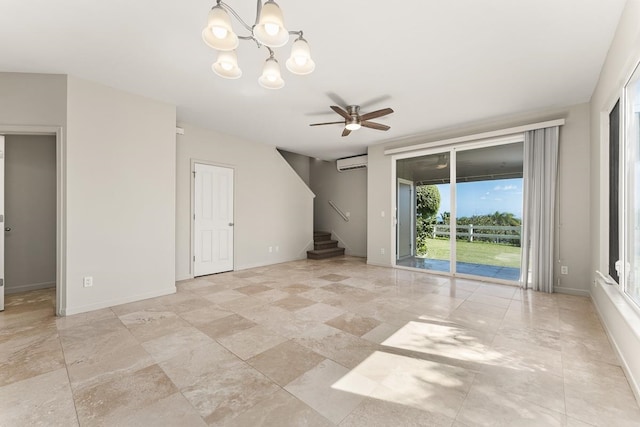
[0,0,626,160]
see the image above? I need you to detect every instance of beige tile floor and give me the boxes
[1,256,639,426]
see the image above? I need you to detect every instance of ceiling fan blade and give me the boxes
[331,105,351,120]
[361,121,390,131]
[360,108,394,121]
[342,128,351,137]
[309,121,345,126]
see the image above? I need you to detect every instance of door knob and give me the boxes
[228,223,234,226]
[4,227,11,232]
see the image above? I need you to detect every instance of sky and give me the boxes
[435,178,523,219]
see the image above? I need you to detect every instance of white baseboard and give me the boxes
[366,260,392,268]
[591,282,640,406]
[61,286,176,316]
[554,286,590,297]
[235,254,307,272]
[5,281,56,294]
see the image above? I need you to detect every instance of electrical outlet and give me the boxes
[381,211,385,218]
[380,248,385,255]
[561,266,568,275]
[83,276,93,288]
[269,246,273,253]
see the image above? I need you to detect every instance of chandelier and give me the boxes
[202,0,315,89]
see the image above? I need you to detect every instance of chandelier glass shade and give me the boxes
[259,57,285,89]
[202,0,314,89]
[212,50,242,79]
[253,1,289,48]
[202,6,239,51]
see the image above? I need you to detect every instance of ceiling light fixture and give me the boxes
[436,154,449,169]
[202,0,315,89]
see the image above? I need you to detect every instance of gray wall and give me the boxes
[0,73,67,126]
[278,149,311,187]
[589,0,640,401]
[5,135,56,293]
[175,122,314,280]
[367,103,592,296]
[310,159,367,257]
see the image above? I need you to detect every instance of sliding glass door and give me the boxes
[454,143,523,281]
[395,141,523,283]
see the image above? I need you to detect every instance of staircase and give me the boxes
[307,231,345,260]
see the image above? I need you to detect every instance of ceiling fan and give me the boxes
[309,105,394,137]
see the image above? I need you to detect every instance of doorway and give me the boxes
[396,179,414,260]
[193,163,234,277]
[395,140,524,284]
[1,134,58,311]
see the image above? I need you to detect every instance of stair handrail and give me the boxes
[328,200,349,222]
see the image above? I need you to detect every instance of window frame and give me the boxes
[607,61,640,313]
[621,63,640,308]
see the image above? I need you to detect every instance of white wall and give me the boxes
[175,122,314,280]
[367,103,592,296]
[65,76,176,314]
[310,159,367,257]
[5,135,57,293]
[589,0,640,401]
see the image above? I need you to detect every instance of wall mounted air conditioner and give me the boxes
[336,155,368,172]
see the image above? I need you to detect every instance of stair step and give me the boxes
[313,231,332,242]
[307,247,345,260]
[314,239,339,250]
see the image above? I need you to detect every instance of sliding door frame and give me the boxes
[390,134,524,284]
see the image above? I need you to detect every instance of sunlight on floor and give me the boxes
[332,350,472,419]
[381,320,503,364]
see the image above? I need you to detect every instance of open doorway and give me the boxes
[0,128,62,314]
[396,179,414,260]
[5,134,56,293]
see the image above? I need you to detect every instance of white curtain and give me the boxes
[520,126,559,292]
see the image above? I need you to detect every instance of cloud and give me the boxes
[493,185,518,191]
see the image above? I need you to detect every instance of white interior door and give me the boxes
[397,179,414,259]
[0,136,4,311]
[194,163,234,276]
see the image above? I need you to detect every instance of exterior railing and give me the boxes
[433,224,521,243]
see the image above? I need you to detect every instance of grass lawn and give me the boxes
[421,238,521,268]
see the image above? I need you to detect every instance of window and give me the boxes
[609,100,620,283]
[623,65,640,307]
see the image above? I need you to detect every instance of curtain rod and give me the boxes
[384,118,566,156]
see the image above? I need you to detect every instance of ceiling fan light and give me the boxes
[254,1,289,47]
[212,50,242,79]
[258,57,285,89]
[202,5,239,51]
[436,155,448,169]
[286,37,315,75]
